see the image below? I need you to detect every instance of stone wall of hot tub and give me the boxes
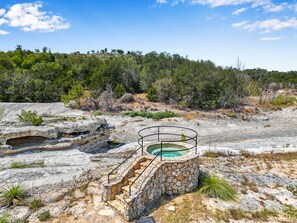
[127,154,199,220]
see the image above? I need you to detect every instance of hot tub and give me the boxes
[147,143,189,158]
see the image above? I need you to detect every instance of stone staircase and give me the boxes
[106,157,152,214]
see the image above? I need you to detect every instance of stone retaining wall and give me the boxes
[127,155,199,219]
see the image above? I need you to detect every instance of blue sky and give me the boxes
[0,0,296,71]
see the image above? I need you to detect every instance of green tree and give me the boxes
[114,83,126,98]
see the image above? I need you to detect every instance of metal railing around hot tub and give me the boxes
[107,126,198,188]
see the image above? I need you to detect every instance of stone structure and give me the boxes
[103,143,199,220]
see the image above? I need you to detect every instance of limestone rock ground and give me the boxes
[0,104,297,222]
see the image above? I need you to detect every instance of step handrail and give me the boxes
[107,139,143,183]
[128,151,160,195]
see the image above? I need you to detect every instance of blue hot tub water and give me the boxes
[147,144,188,158]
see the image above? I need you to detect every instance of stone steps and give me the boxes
[106,156,154,216]
[134,167,145,177]
[140,159,151,167]
[107,199,126,214]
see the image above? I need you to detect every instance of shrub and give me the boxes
[181,133,187,142]
[227,113,237,118]
[0,215,9,223]
[93,110,102,116]
[240,150,254,158]
[197,173,237,201]
[114,83,126,98]
[99,87,116,111]
[38,211,51,222]
[272,95,297,107]
[229,208,246,220]
[204,150,235,158]
[29,198,43,211]
[17,110,43,126]
[123,111,178,120]
[0,184,28,206]
[10,161,45,169]
[61,82,84,104]
[147,86,157,102]
[153,77,176,103]
[251,209,278,221]
[284,206,297,219]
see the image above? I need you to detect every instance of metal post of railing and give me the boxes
[141,137,144,155]
[108,175,110,183]
[158,126,160,142]
[160,141,163,161]
[195,135,198,154]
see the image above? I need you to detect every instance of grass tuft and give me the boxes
[123,110,178,120]
[197,173,237,201]
[0,184,28,207]
[10,161,45,169]
[93,110,102,116]
[0,214,9,223]
[29,198,43,211]
[284,206,297,220]
[204,150,235,158]
[38,211,51,222]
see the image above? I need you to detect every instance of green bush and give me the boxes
[0,184,28,206]
[272,95,297,107]
[10,161,45,169]
[123,110,178,120]
[114,83,126,98]
[93,110,102,116]
[29,198,43,211]
[147,86,157,102]
[0,215,9,223]
[17,110,43,126]
[181,133,187,142]
[61,82,84,104]
[197,173,237,201]
[38,211,51,222]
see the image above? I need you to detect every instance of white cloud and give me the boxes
[0,18,8,25]
[241,18,297,32]
[289,3,297,12]
[0,9,5,16]
[232,20,249,28]
[232,7,247,15]
[2,2,70,32]
[260,36,283,41]
[190,0,254,7]
[263,2,287,12]
[157,0,291,12]
[0,29,9,35]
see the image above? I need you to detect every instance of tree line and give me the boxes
[0,45,296,109]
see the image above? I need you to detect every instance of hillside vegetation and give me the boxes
[1,46,297,109]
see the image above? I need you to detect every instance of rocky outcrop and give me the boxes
[0,117,108,155]
[0,103,110,155]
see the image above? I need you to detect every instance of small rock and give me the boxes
[9,206,31,221]
[68,201,87,218]
[167,206,176,212]
[93,195,103,209]
[74,190,85,199]
[98,208,115,216]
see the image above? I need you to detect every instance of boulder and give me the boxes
[118,93,135,103]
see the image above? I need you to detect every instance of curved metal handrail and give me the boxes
[128,125,198,195]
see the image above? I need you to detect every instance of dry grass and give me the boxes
[240,151,297,161]
[152,193,210,223]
